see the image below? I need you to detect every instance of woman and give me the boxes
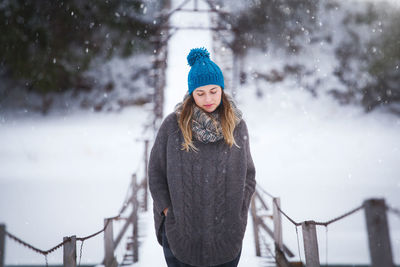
[148,47,256,267]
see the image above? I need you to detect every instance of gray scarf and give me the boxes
[174,92,243,143]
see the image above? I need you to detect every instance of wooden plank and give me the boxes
[113,207,137,253]
[257,219,294,258]
[0,224,5,267]
[275,246,292,267]
[255,190,269,211]
[118,175,134,215]
[363,198,394,267]
[63,235,76,267]
[302,221,320,267]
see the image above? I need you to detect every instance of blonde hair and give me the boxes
[178,91,240,152]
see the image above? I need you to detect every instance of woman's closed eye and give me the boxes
[197,92,216,96]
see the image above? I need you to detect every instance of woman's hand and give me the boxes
[163,207,169,216]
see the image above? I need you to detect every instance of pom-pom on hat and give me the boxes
[187,47,224,94]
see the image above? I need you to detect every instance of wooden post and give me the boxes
[104,219,117,267]
[250,196,260,256]
[273,197,283,251]
[151,0,170,132]
[194,0,198,10]
[132,212,139,262]
[132,174,139,262]
[0,224,5,267]
[363,198,394,267]
[143,139,149,211]
[273,198,292,267]
[63,235,76,267]
[302,221,320,267]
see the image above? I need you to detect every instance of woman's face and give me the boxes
[192,84,222,113]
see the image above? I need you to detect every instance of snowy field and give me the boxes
[1,0,400,266]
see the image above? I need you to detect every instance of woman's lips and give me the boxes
[204,104,213,108]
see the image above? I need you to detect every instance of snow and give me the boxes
[0,106,152,264]
[1,0,400,266]
[236,84,400,264]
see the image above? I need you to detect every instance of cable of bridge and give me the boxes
[256,184,367,227]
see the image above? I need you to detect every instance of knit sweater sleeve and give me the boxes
[242,120,256,216]
[148,114,174,216]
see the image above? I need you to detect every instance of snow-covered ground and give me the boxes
[0,106,152,264]
[1,0,400,266]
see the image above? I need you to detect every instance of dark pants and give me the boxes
[161,218,242,267]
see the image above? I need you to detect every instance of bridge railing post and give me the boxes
[0,224,5,267]
[132,174,139,262]
[273,197,283,251]
[302,220,320,267]
[143,139,149,212]
[63,235,76,267]
[250,196,261,256]
[104,218,118,267]
[364,198,394,267]
[273,198,293,267]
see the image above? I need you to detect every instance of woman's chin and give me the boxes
[203,107,216,113]
[201,104,216,112]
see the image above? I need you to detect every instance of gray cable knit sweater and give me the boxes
[148,112,256,267]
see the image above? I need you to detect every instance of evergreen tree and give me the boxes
[215,0,319,55]
[0,0,159,94]
[362,12,400,112]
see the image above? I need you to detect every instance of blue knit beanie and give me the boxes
[187,47,224,94]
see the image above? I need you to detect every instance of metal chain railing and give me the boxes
[5,231,69,255]
[387,204,400,219]
[5,214,121,266]
[256,184,366,227]
[4,183,137,266]
[314,204,365,226]
[254,183,400,265]
[6,182,398,265]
